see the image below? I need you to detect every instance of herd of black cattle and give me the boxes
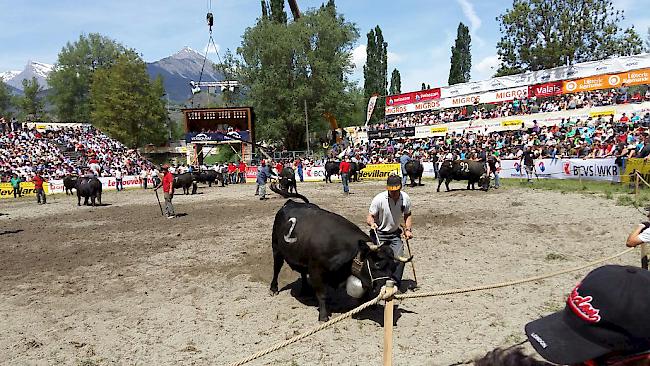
[58,158,490,208]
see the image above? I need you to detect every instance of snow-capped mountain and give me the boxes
[0,70,20,82]
[3,61,53,90]
[2,47,223,101]
[146,46,223,102]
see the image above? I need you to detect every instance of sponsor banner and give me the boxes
[589,110,615,118]
[501,119,523,128]
[386,88,441,107]
[623,158,650,184]
[422,162,436,178]
[359,164,401,180]
[440,86,529,109]
[301,166,334,182]
[367,127,415,140]
[0,182,51,199]
[500,158,619,182]
[185,130,250,143]
[562,158,620,182]
[385,99,442,115]
[246,166,258,180]
[529,81,563,97]
[563,68,650,94]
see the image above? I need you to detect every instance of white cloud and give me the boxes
[352,45,366,69]
[456,0,481,32]
[473,55,501,79]
[456,0,485,46]
[351,44,402,69]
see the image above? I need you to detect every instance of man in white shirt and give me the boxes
[114,168,123,191]
[366,174,413,287]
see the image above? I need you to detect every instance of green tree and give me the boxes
[389,68,401,95]
[261,0,269,19]
[448,22,472,85]
[496,0,644,76]
[270,0,287,24]
[363,26,388,122]
[90,51,168,148]
[236,1,358,150]
[0,79,13,119]
[47,33,126,122]
[16,77,44,121]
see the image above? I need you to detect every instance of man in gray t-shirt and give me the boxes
[366,174,413,286]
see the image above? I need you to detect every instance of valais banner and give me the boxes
[385,88,441,106]
[529,81,563,97]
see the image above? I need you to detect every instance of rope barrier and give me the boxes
[227,290,386,366]
[227,248,634,365]
[395,247,634,300]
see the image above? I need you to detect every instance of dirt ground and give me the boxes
[0,178,643,365]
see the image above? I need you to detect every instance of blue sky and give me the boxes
[1,0,648,92]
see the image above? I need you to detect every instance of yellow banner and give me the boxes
[359,164,401,180]
[430,126,448,134]
[0,182,50,199]
[501,120,523,127]
[622,158,650,184]
[589,110,615,118]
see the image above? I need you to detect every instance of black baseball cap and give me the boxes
[525,265,650,365]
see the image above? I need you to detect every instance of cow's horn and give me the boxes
[396,255,413,263]
[366,242,379,251]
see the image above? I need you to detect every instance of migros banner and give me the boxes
[359,164,401,180]
[0,182,50,199]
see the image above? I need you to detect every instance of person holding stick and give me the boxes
[154,164,175,219]
[366,174,413,288]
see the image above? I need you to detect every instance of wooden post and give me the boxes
[641,243,649,270]
[383,280,396,366]
[635,172,640,199]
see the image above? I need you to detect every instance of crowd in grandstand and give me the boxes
[0,122,153,182]
[333,110,650,165]
[369,87,650,130]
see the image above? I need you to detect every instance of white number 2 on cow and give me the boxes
[460,162,469,173]
[284,218,298,243]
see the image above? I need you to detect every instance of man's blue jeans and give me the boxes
[341,173,349,193]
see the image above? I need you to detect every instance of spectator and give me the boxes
[10,173,21,198]
[525,265,650,365]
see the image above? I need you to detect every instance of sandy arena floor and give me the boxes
[0,179,643,365]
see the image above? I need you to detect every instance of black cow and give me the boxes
[349,162,366,182]
[404,160,424,187]
[324,161,340,183]
[437,159,489,192]
[76,176,102,206]
[63,175,78,195]
[195,170,222,187]
[270,194,411,322]
[279,167,298,194]
[174,173,197,195]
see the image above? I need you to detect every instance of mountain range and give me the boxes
[0,47,223,103]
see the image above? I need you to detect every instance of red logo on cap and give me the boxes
[568,286,601,323]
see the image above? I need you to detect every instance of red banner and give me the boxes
[386,88,441,107]
[529,81,563,97]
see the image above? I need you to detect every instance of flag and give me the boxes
[365,95,378,127]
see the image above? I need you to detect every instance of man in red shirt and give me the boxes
[275,161,283,176]
[339,155,351,194]
[238,161,247,184]
[227,162,236,184]
[154,164,175,218]
[33,171,46,204]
